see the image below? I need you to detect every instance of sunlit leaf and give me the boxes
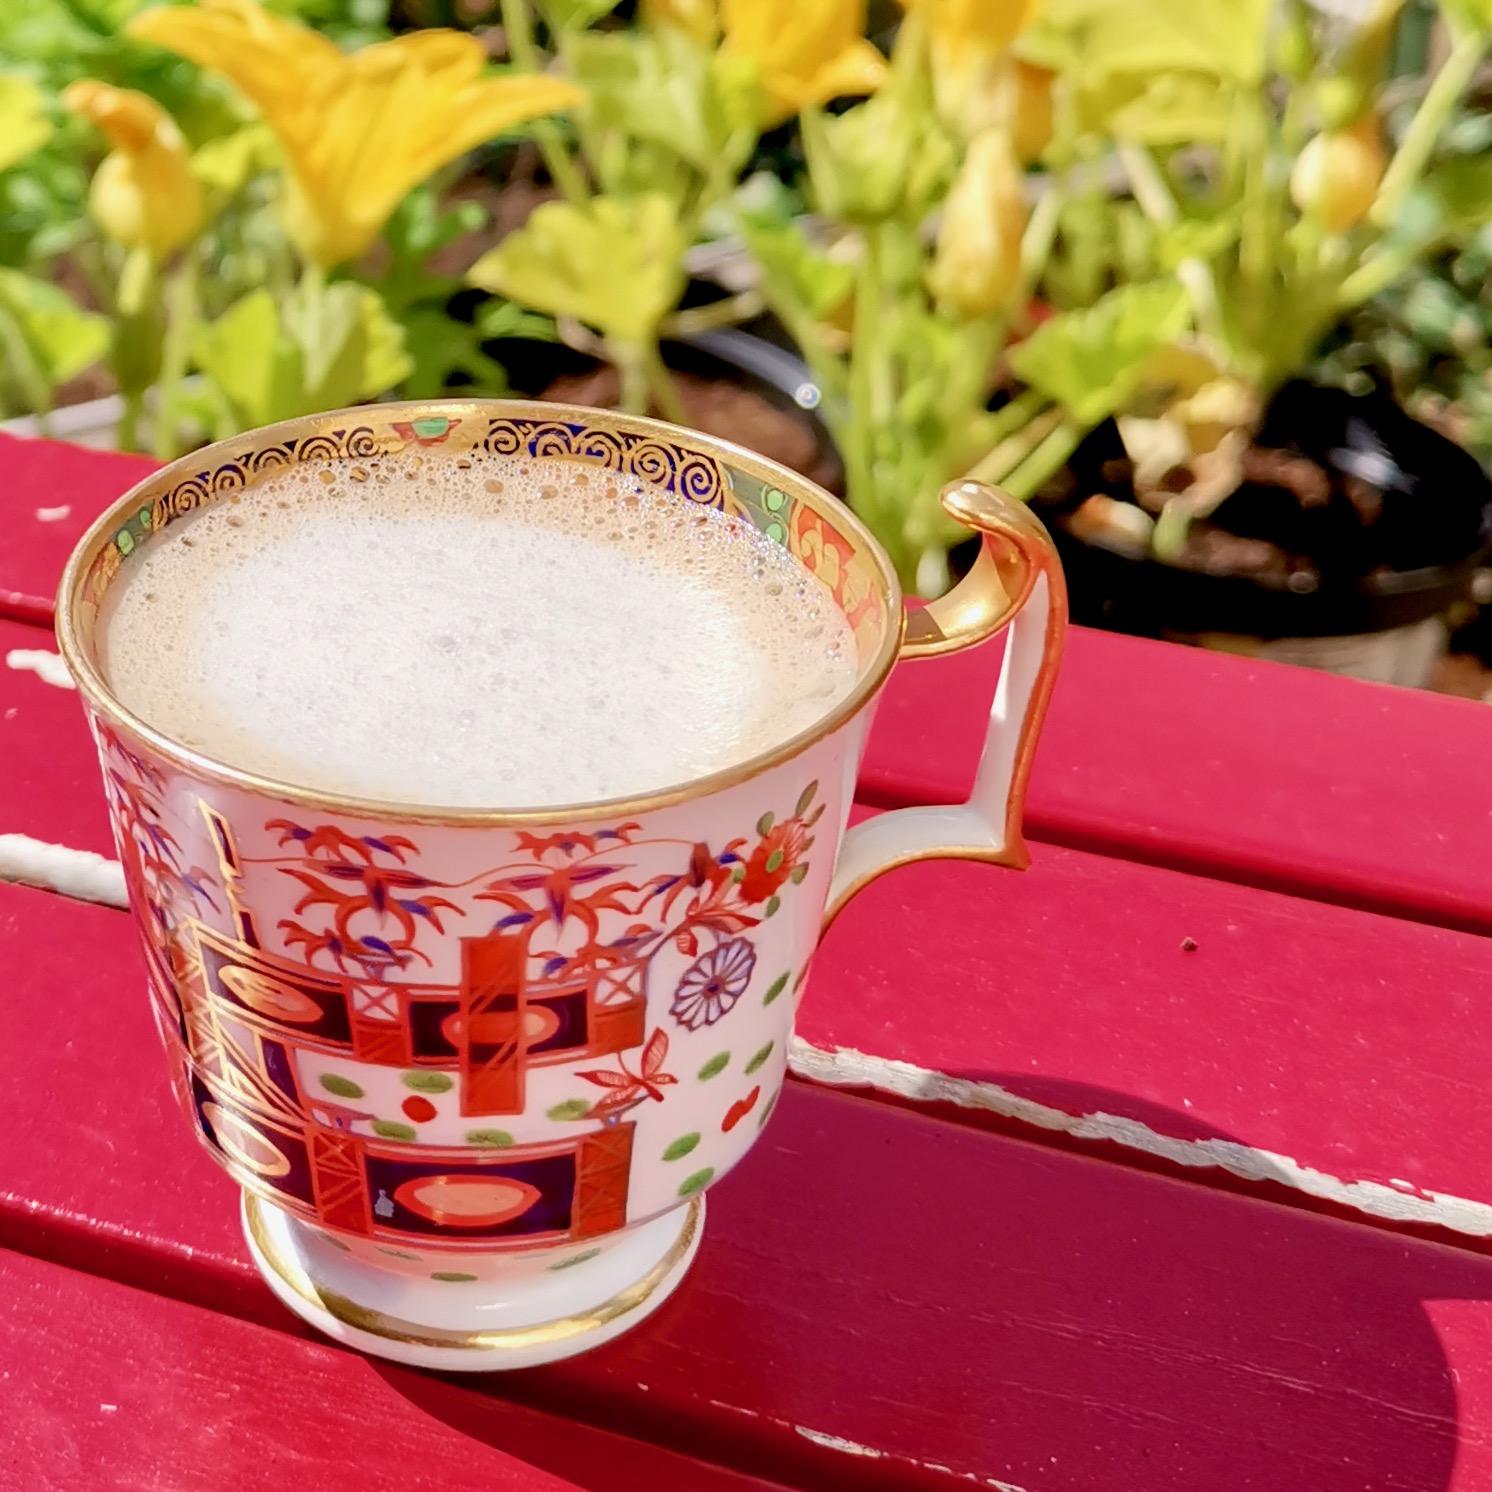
[469,194,685,343]
[1008,281,1192,424]
[0,77,52,175]
[1034,0,1270,85]
[0,267,109,390]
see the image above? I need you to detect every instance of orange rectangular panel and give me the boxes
[590,995,645,1058]
[458,932,527,1116]
[350,1012,412,1065]
[308,1127,371,1235]
[572,1124,633,1238]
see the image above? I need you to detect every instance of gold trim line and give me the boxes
[244,1191,701,1352]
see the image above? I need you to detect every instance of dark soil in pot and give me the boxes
[478,305,841,494]
[1034,379,1492,644]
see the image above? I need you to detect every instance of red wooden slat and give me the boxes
[0,618,114,854]
[864,627,1492,934]
[11,888,1492,1490]
[10,662,1492,1234]
[0,1248,786,1492]
[810,828,1492,1239]
[4,433,1488,933]
[0,433,155,624]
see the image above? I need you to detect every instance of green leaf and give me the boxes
[755,811,775,836]
[663,1132,701,1161]
[794,781,818,816]
[402,1071,453,1093]
[0,77,52,176]
[191,125,276,197]
[538,0,626,30]
[474,298,559,343]
[763,972,789,1006]
[738,217,854,322]
[397,305,510,400]
[465,1128,515,1147]
[318,1072,364,1100]
[744,1041,774,1075]
[1409,156,1492,244]
[547,1099,593,1121]
[430,1270,477,1282]
[1442,0,1492,35]
[192,289,301,429]
[1153,212,1240,272]
[198,280,411,428]
[372,1119,417,1141]
[569,29,719,177]
[697,1052,730,1080]
[1036,0,1271,86]
[764,895,781,917]
[0,267,109,411]
[469,194,685,344]
[1077,70,1234,144]
[1008,282,1192,425]
[678,1166,715,1197]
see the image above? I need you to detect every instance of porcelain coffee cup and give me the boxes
[56,400,1066,1369]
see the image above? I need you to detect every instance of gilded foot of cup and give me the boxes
[242,1191,703,1371]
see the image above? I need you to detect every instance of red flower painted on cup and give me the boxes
[739,819,810,903]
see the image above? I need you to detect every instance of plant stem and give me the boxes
[1373,30,1483,225]
[1000,418,1082,503]
[153,250,199,461]
[500,0,588,207]
[1116,142,1226,347]
[843,226,885,526]
[966,402,1062,487]
[613,340,648,414]
[641,338,687,424]
[119,388,145,453]
[662,291,765,338]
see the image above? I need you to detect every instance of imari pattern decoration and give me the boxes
[61,398,1065,1365]
[100,714,831,1253]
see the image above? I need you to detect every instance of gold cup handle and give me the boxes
[825,481,1068,923]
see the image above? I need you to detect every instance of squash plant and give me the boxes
[1026,0,1492,556]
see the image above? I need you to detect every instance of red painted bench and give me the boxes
[6,433,1492,1488]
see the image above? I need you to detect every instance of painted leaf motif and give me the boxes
[642,1029,670,1077]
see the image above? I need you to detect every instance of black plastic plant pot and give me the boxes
[1040,380,1492,646]
[481,313,841,494]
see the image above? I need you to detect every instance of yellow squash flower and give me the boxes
[62,82,203,260]
[928,128,1027,319]
[128,0,583,269]
[901,0,1042,142]
[718,0,887,125]
[902,0,1041,54]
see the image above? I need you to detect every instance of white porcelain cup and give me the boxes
[57,400,1066,1369]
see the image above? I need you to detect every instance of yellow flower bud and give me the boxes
[62,81,203,261]
[1008,60,1054,164]
[1290,115,1385,234]
[719,0,887,125]
[929,130,1026,318]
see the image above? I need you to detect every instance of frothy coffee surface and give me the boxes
[98,454,860,808]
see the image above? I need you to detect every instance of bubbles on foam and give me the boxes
[100,450,860,808]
